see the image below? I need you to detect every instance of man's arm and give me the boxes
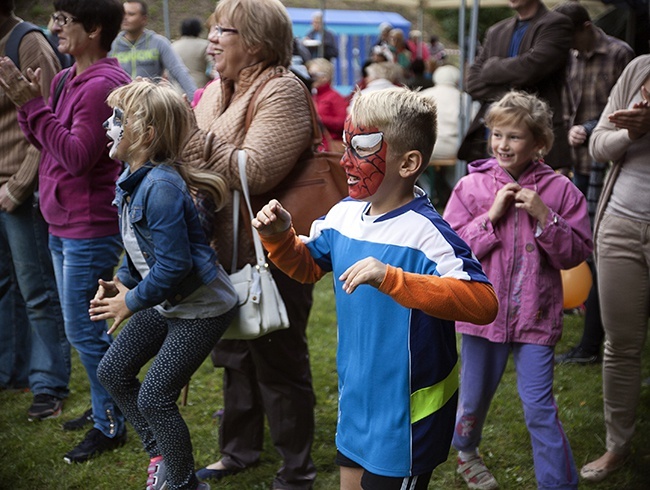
[157,35,197,101]
[479,14,572,89]
[2,30,60,210]
[466,27,502,101]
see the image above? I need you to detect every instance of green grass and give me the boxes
[1,277,649,489]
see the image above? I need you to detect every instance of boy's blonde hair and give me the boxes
[107,80,228,210]
[214,0,293,68]
[349,87,437,167]
[485,91,554,158]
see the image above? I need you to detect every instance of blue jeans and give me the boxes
[0,196,69,396]
[49,234,125,437]
[453,335,578,490]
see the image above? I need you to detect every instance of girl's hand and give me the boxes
[93,277,120,301]
[339,257,386,294]
[0,57,42,106]
[514,188,550,227]
[252,199,292,235]
[89,278,133,334]
[488,182,520,224]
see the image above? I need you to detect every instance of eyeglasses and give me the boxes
[211,25,239,37]
[51,12,79,27]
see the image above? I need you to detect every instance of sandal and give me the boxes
[457,454,499,490]
[580,456,625,483]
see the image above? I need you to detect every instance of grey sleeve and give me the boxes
[156,35,197,102]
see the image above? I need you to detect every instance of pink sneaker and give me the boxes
[457,453,499,490]
[146,455,167,490]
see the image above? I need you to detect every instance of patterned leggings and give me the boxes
[98,307,235,490]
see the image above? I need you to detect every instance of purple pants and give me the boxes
[452,334,578,490]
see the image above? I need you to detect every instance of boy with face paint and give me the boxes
[253,87,498,490]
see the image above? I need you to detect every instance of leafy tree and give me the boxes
[432,7,512,45]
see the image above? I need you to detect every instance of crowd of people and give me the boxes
[0,0,648,489]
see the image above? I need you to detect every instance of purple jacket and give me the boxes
[18,58,131,239]
[443,158,592,346]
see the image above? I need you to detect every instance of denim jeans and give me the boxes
[0,196,69,396]
[49,233,125,437]
[453,336,578,489]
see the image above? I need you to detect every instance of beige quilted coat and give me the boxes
[183,63,313,269]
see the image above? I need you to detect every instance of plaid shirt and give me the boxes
[564,27,634,175]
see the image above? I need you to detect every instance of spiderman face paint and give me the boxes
[341,119,387,200]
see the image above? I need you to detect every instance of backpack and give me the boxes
[5,21,73,70]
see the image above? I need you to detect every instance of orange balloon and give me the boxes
[561,261,593,309]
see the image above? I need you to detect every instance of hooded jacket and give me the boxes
[443,158,592,345]
[18,58,131,239]
[110,29,197,102]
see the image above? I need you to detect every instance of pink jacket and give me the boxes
[443,158,592,346]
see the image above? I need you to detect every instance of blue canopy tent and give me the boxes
[287,7,411,92]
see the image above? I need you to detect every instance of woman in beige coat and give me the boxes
[181,1,317,489]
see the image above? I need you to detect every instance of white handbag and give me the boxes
[221,151,290,340]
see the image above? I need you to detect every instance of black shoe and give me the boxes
[62,408,93,431]
[555,346,601,365]
[63,427,127,463]
[195,465,240,481]
[27,394,63,421]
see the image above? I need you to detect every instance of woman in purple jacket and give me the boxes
[443,91,593,490]
[0,0,131,464]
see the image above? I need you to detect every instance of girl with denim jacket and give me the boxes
[90,80,237,490]
[443,91,593,490]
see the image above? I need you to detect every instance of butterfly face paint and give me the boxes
[341,118,387,200]
[104,107,125,160]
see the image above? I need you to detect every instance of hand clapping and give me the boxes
[0,56,43,106]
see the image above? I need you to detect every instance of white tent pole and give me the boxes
[468,2,479,69]
[418,0,424,58]
[319,0,327,58]
[464,0,480,152]
[456,0,480,182]
[456,0,468,183]
[163,0,170,39]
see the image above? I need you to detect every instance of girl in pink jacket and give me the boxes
[443,91,592,490]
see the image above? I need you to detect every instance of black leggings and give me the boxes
[336,451,433,490]
[98,307,235,490]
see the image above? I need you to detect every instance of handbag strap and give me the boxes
[244,71,322,149]
[231,150,268,273]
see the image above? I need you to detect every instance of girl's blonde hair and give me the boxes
[106,79,228,210]
[485,90,555,158]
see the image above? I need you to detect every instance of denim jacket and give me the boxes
[114,162,220,313]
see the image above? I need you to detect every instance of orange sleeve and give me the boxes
[259,227,328,284]
[379,265,499,325]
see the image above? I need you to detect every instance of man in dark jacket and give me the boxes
[459,0,573,170]
[303,11,338,61]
